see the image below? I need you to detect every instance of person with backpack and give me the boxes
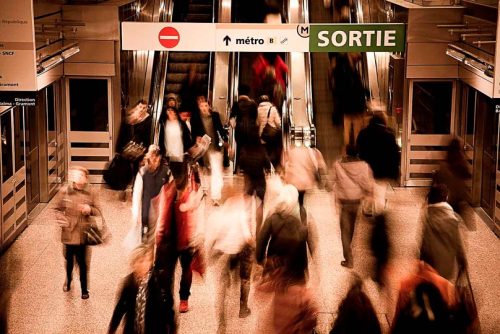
[256,184,316,284]
[332,144,374,268]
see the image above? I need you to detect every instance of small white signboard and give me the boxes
[214,24,308,52]
[122,22,216,51]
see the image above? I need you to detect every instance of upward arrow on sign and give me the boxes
[223,35,231,46]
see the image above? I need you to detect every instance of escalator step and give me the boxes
[188,4,212,14]
[165,83,183,94]
[168,63,209,74]
[169,52,210,63]
[166,73,208,84]
[190,0,212,4]
[164,84,209,97]
[186,13,212,22]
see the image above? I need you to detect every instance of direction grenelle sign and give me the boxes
[121,22,406,53]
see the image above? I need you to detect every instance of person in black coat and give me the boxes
[191,100,228,204]
[108,245,176,334]
[158,106,194,186]
[356,112,399,214]
[115,100,153,200]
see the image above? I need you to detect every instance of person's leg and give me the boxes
[179,249,194,303]
[339,203,359,267]
[215,254,231,334]
[64,244,75,291]
[238,245,253,318]
[209,150,224,202]
[75,245,89,296]
[353,113,365,143]
[298,190,306,207]
[343,114,353,146]
[373,179,388,214]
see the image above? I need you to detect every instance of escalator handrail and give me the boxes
[302,0,315,136]
[150,0,174,146]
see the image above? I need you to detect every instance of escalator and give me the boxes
[164,0,214,102]
[308,0,344,165]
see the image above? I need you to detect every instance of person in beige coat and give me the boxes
[54,166,100,299]
[332,145,374,268]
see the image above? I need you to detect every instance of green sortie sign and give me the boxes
[309,24,406,52]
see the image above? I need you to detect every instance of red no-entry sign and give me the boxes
[158,26,180,48]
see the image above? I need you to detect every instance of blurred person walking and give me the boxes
[108,245,175,334]
[115,100,152,201]
[332,145,374,268]
[433,138,474,229]
[256,184,316,284]
[206,194,257,333]
[329,278,382,334]
[257,95,282,169]
[419,184,467,281]
[54,166,100,299]
[356,111,399,214]
[284,146,329,207]
[256,184,318,333]
[191,99,228,205]
[127,146,170,245]
[329,53,366,135]
[158,105,194,184]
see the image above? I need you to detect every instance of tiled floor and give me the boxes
[1,177,499,333]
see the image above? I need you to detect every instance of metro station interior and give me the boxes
[0,0,499,333]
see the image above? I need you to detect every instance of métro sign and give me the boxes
[121,22,406,53]
[310,24,405,52]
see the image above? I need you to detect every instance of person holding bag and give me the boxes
[257,95,282,169]
[54,166,101,299]
[332,145,374,268]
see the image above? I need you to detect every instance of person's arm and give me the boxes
[256,215,273,264]
[273,106,281,128]
[131,171,144,227]
[108,277,131,334]
[213,113,228,142]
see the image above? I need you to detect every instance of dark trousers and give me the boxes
[65,244,88,293]
[339,202,360,264]
[156,245,194,301]
[169,160,188,188]
[244,173,266,201]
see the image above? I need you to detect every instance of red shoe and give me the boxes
[179,300,189,313]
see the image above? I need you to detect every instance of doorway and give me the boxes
[66,78,113,183]
[1,107,27,245]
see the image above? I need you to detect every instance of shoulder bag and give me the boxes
[261,106,281,144]
[83,207,111,246]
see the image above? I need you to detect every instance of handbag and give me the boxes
[261,106,281,144]
[103,154,134,190]
[452,268,480,333]
[121,140,146,161]
[83,208,110,246]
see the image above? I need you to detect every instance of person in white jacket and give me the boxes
[332,144,374,268]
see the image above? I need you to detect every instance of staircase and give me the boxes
[164,0,213,102]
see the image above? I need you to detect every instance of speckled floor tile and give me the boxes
[1,179,499,334]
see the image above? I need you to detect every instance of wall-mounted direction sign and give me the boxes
[0,0,37,91]
[121,22,406,53]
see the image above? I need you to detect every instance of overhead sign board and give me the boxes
[310,24,406,52]
[215,24,308,52]
[121,22,406,53]
[122,23,215,51]
[0,0,37,91]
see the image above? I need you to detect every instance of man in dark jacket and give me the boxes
[356,111,399,214]
[191,100,228,205]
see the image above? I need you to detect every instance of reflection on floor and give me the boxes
[1,176,499,333]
